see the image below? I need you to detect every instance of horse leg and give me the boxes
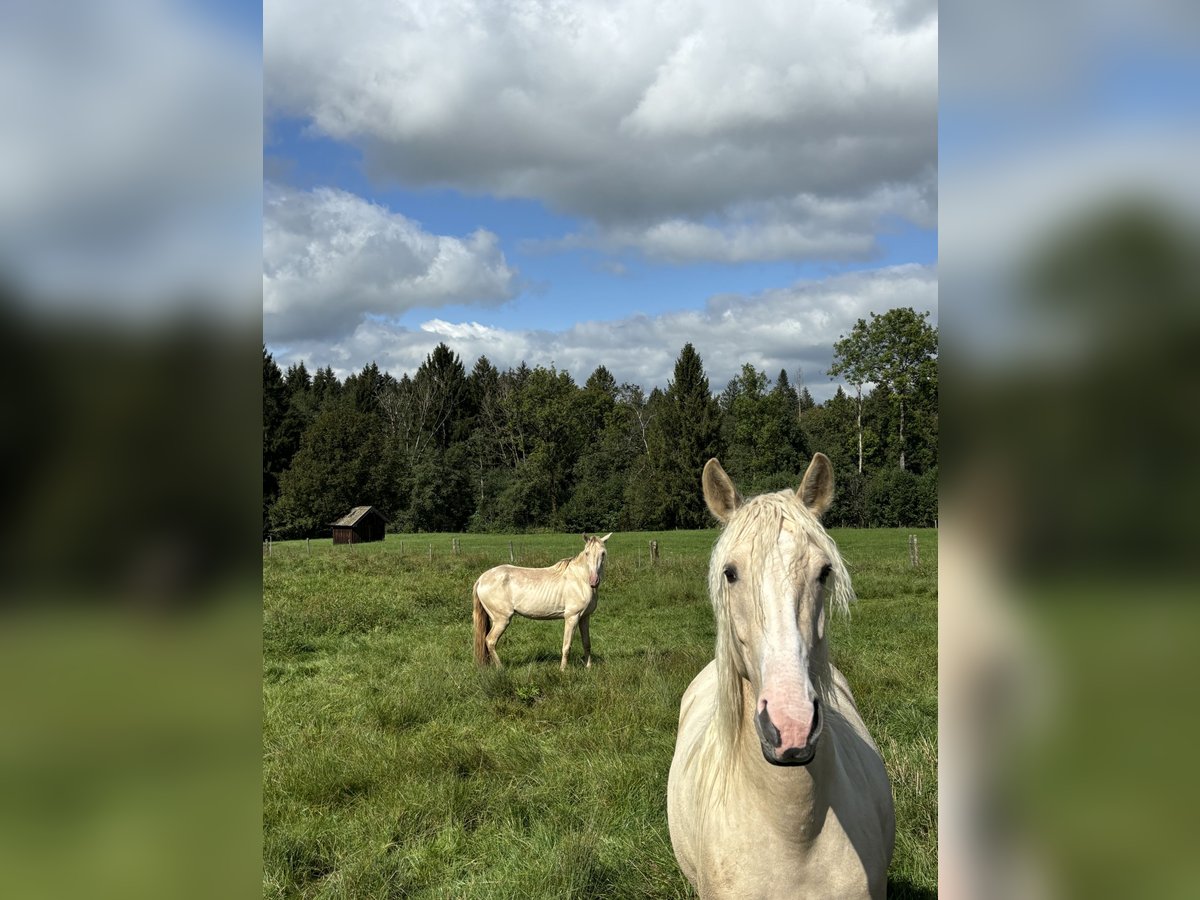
[486,613,512,668]
[579,615,592,668]
[560,614,580,671]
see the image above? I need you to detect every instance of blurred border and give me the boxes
[0,2,262,898]
[941,1,1200,897]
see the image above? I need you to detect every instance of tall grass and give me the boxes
[264,529,936,898]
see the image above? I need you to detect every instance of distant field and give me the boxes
[263,528,937,898]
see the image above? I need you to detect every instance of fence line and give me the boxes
[262,535,677,569]
[265,534,929,573]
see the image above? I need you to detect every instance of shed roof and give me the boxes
[331,505,388,527]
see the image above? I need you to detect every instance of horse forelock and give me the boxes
[712,489,854,616]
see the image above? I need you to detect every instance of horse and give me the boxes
[667,455,895,899]
[472,533,612,671]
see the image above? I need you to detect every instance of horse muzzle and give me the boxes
[756,697,822,766]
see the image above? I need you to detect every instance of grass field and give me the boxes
[263,528,937,898]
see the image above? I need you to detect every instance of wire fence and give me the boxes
[262,535,710,572]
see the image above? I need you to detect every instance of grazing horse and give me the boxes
[473,533,612,671]
[668,455,895,899]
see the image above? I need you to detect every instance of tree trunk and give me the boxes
[856,384,863,474]
[898,396,906,471]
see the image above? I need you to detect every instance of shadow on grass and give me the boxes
[888,877,936,899]
[501,649,605,668]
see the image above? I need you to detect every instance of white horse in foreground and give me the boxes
[668,455,894,898]
[472,533,612,670]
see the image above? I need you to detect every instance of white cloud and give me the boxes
[263,184,519,342]
[0,0,260,317]
[268,264,937,402]
[540,219,873,264]
[264,0,936,263]
[536,177,936,263]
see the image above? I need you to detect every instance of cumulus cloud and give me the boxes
[264,0,936,263]
[268,264,937,402]
[0,0,260,316]
[263,184,519,342]
[536,180,935,263]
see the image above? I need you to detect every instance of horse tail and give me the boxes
[473,580,491,666]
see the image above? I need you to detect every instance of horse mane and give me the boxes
[692,488,856,795]
[551,545,591,574]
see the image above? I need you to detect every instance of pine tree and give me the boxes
[657,344,722,528]
[262,347,290,534]
[774,368,799,417]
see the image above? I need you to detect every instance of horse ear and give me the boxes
[599,532,612,543]
[798,453,835,519]
[582,533,589,544]
[703,458,742,523]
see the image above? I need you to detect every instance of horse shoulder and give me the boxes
[676,662,710,734]
[817,704,896,892]
[557,564,592,615]
[668,662,720,888]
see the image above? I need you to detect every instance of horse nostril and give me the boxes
[809,698,822,742]
[757,703,782,748]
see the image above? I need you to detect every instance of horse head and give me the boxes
[581,532,612,587]
[703,454,849,766]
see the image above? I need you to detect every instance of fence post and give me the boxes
[428,543,433,562]
[268,537,272,556]
[908,534,920,568]
[306,538,310,556]
[649,540,659,565]
[453,538,460,555]
[508,541,514,563]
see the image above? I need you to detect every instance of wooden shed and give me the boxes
[331,506,388,544]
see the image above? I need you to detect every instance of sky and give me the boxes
[263,0,938,401]
[4,1,1193,402]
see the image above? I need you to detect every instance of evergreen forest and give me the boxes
[263,309,937,537]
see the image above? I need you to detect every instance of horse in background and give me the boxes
[473,533,612,671]
[668,455,894,898]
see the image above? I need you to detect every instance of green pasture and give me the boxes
[263,528,937,898]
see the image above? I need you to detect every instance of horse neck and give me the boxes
[568,548,591,576]
[704,630,836,839]
[728,671,836,842]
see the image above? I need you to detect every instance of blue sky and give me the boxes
[263,0,938,399]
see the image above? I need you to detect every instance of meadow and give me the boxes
[263,528,937,899]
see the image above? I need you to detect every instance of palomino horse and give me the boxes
[472,533,612,671]
[668,455,894,898]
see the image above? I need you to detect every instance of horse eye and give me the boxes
[818,564,832,585]
[723,564,738,584]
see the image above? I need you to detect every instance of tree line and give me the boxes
[263,309,937,537]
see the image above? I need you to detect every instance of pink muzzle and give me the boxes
[755,696,822,766]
